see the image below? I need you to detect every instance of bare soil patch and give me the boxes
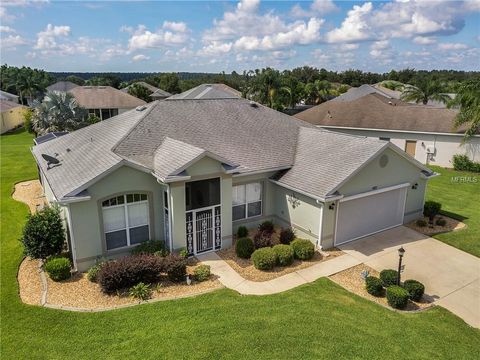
[12,180,46,213]
[330,264,432,311]
[405,215,466,236]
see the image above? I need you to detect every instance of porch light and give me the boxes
[397,247,405,285]
[329,203,335,210]
[412,183,418,190]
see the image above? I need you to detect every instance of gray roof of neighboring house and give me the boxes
[46,81,80,93]
[120,82,172,100]
[332,84,392,102]
[69,86,146,109]
[0,100,25,112]
[0,90,19,101]
[167,84,241,100]
[33,85,430,202]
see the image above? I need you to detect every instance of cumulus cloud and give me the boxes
[162,21,188,33]
[1,34,27,50]
[437,42,469,50]
[413,36,436,45]
[291,0,338,18]
[326,2,373,43]
[128,23,190,50]
[132,54,150,61]
[0,25,15,33]
[197,41,232,56]
[34,24,70,50]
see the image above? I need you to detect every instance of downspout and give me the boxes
[317,200,323,250]
[66,204,78,272]
[167,184,173,251]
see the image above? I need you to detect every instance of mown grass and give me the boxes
[1,130,478,359]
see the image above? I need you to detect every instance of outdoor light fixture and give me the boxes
[412,183,418,190]
[329,203,335,210]
[397,247,405,285]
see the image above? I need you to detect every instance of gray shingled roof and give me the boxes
[167,84,240,100]
[120,82,172,100]
[332,84,392,102]
[46,81,80,93]
[273,127,387,198]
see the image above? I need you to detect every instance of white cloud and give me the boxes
[119,25,134,33]
[326,2,373,43]
[198,41,232,56]
[132,54,150,61]
[413,36,436,45]
[0,7,15,21]
[0,25,15,33]
[291,0,338,18]
[162,21,188,33]
[1,34,27,50]
[128,23,190,50]
[437,42,469,50]
[35,24,70,50]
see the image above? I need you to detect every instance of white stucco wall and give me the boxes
[322,127,480,167]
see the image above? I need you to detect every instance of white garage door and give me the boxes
[335,185,408,246]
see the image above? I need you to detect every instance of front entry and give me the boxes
[185,178,222,256]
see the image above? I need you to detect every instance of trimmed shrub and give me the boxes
[44,257,71,281]
[131,240,168,256]
[403,279,425,302]
[165,255,187,282]
[365,276,384,297]
[424,201,441,223]
[129,282,151,300]
[258,220,274,235]
[253,230,273,249]
[98,254,165,294]
[290,239,315,260]
[380,269,398,287]
[21,206,65,259]
[87,262,105,283]
[272,244,294,266]
[235,237,255,259]
[279,227,295,245]
[416,219,427,227]
[194,265,211,282]
[435,218,447,227]
[178,248,188,258]
[452,154,480,173]
[386,285,410,309]
[237,226,248,238]
[251,247,277,270]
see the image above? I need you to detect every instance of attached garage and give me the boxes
[334,183,408,246]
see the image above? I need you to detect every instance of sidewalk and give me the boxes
[197,252,361,295]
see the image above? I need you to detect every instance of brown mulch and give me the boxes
[12,180,46,213]
[329,264,432,311]
[405,215,466,236]
[217,238,344,282]
[18,257,43,305]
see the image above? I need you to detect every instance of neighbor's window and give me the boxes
[102,193,149,250]
[232,183,262,221]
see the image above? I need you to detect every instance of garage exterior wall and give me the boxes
[69,166,166,271]
[323,127,480,167]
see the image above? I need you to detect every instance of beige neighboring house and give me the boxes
[69,86,146,120]
[46,81,80,93]
[120,81,172,101]
[1,100,27,134]
[0,90,20,102]
[295,93,479,167]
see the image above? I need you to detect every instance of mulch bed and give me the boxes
[12,180,46,213]
[329,264,432,311]
[405,215,466,236]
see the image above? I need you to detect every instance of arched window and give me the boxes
[102,193,150,250]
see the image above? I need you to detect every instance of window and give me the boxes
[232,183,262,221]
[102,193,150,250]
[185,178,220,211]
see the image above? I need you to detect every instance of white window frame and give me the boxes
[102,193,150,251]
[232,182,262,222]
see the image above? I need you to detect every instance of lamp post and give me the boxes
[397,247,405,285]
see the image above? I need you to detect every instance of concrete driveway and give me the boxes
[339,226,480,328]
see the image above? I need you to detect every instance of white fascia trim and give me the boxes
[421,172,440,180]
[339,182,410,203]
[316,125,480,138]
[152,172,192,184]
[170,152,237,177]
[232,166,292,178]
[269,179,343,203]
[58,195,91,204]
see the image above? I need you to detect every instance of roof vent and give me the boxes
[249,101,258,108]
[136,105,147,111]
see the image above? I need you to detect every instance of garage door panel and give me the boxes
[335,188,406,245]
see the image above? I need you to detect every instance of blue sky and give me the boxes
[1,0,479,73]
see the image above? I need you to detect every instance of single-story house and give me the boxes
[46,81,80,93]
[0,90,20,102]
[33,84,436,272]
[295,93,479,167]
[68,86,146,121]
[169,83,241,100]
[120,81,172,101]
[1,100,27,134]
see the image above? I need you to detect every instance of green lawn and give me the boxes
[1,130,478,359]
[427,165,480,257]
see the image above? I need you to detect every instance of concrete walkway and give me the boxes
[197,252,361,295]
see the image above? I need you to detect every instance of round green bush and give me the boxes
[416,219,427,227]
[435,218,447,227]
[424,201,441,222]
[386,285,410,309]
[272,244,294,266]
[193,264,211,282]
[87,263,104,283]
[251,248,277,270]
[403,279,425,302]
[235,237,254,259]
[380,269,398,287]
[290,239,315,260]
[365,276,384,297]
[237,226,248,238]
[44,257,71,281]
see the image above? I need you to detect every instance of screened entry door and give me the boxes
[186,206,222,255]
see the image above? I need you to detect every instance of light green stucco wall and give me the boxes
[69,165,166,271]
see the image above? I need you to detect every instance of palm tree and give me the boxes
[305,80,335,105]
[448,78,480,140]
[32,92,88,135]
[16,72,41,105]
[401,79,451,105]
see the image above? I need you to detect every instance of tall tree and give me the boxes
[448,78,480,140]
[32,92,88,135]
[401,78,451,105]
[127,83,152,102]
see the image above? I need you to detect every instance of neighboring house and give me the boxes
[295,93,479,167]
[68,86,146,120]
[46,81,80,93]
[32,84,436,272]
[0,100,27,134]
[0,90,20,103]
[372,83,455,108]
[120,81,172,101]
[169,83,242,99]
